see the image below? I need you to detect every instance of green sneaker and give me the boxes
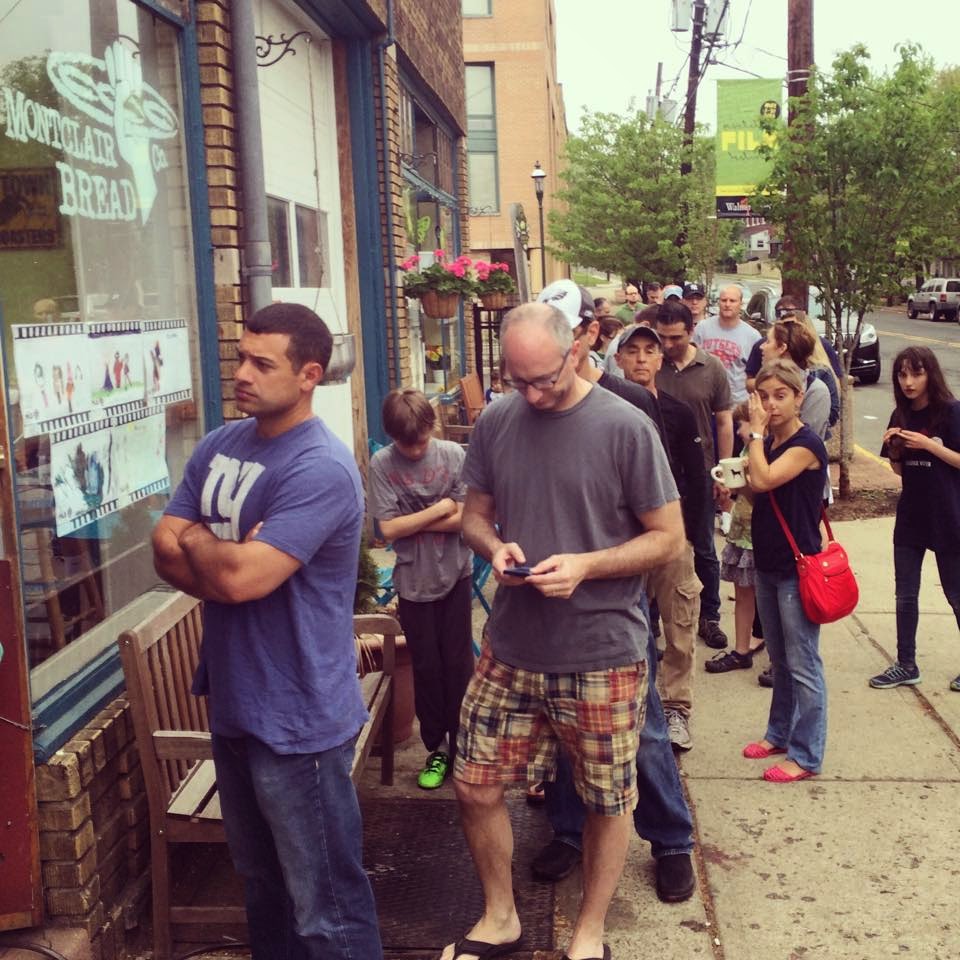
[417,750,450,789]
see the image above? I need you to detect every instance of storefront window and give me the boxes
[0,2,205,680]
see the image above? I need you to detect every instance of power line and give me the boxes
[0,0,26,28]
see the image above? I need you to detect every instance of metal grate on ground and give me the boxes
[364,796,555,956]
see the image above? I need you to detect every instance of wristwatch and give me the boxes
[748,432,764,443]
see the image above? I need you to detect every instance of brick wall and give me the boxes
[394,0,466,131]
[196,0,244,421]
[34,698,148,960]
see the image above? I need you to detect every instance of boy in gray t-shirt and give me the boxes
[368,389,474,790]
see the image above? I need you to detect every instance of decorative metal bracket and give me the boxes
[256,31,311,68]
[398,151,438,167]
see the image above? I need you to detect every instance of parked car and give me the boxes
[809,297,881,384]
[743,284,881,384]
[907,278,960,321]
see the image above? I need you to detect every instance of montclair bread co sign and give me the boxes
[1,41,178,230]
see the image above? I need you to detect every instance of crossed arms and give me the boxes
[152,515,302,604]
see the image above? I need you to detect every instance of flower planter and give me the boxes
[480,291,508,310]
[420,290,461,319]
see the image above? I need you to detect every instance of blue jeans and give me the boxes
[211,733,383,960]
[543,616,694,858]
[691,475,721,622]
[894,544,960,665]
[755,570,827,773]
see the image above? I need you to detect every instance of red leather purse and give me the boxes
[768,493,859,624]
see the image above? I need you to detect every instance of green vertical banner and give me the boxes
[715,78,782,218]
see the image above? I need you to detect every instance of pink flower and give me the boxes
[400,255,420,271]
[452,264,466,277]
[434,249,446,260]
[498,262,510,272]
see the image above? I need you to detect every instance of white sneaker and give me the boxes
[665,708,693,751]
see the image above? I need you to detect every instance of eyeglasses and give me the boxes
[503,347,571,392]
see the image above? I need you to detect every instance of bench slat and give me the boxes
[168,759,218,820]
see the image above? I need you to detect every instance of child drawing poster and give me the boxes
[51,423,120,535]
[116,411,169,503]
[143,319,193,403]
[12,324,94,436]
[88,324,146,408]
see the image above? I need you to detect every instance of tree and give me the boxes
[755,44,960,497]
[549,108,716,282]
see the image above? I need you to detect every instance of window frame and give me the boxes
[18,0,219,761]
[462,0,493,17]
[465,63,499,214]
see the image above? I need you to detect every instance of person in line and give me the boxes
[528,283,697,896]
[694,285,761,405]
[615,324,706,752]
[739,359,829,783]
[757,320,832,440]
[682,282,709,327]
[870,347,960,692]
[615,281,642,323]
[593,296,612,318]
[645,281,664,305]
[589,315,625,368]
[704,411,766,676]
[442,300,684,960]
[369,389,475,789]
[656,300,734,651]
[744,297,840,425]
[152,303,383,959]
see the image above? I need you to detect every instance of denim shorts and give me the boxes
[454,646,646,815]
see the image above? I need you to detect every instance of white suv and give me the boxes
[907,278,960,321]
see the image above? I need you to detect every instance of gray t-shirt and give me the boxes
[463,386,678,673]
[369,439,472,602]
[693,316,761,403]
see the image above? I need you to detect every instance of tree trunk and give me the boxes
[837,373,855,499]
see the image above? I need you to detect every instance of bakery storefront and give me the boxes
[0,0,214,927]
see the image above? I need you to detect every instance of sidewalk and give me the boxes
[361,512,960,959]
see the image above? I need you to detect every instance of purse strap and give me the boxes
[768,491,833,561]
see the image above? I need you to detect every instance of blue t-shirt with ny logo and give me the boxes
[165,416,368,753]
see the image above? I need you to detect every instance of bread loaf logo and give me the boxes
[2,41,178,225]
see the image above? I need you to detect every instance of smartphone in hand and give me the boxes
[502,565,533,578]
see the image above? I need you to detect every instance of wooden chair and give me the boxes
[443,372,485,442]
[119,594,397,960]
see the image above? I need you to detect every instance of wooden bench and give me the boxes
[118,593,398,960]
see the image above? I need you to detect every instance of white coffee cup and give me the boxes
[711,455,749,489]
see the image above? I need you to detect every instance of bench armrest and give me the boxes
[153,730,214,761]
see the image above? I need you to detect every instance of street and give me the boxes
[852,305,960,453]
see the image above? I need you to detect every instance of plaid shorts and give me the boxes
[454,646,647,816]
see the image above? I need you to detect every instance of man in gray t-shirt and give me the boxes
[439,302,683,960]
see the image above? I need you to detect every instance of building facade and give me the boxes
[462,0,568,297]
[0,0,467,947]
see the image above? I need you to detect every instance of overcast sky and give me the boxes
[553,0,960,135]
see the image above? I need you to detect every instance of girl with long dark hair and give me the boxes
[870,347,960,692]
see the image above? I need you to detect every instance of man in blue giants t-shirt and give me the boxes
[152,303,382,960]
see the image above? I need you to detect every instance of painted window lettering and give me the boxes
[1,42,178,226]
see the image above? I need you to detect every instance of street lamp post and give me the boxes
[531,161,547,291]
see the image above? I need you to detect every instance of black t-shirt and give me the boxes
[658,391,707,538]
[881,401,960,551]
[598,371,665,441]
[751,425,828,575]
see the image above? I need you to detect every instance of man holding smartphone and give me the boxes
[440,299,684,960]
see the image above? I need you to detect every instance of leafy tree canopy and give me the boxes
[755,43,960,336]
[549,108,719,282]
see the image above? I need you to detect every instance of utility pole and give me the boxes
[680,1,706,177]
[781,0,814,308]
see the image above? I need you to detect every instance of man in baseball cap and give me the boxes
[537,279,594,329]
[682,283,709,325]
[663,284,683,301]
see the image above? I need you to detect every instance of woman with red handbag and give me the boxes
[869,347,960,693]
[741,360,829,783]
